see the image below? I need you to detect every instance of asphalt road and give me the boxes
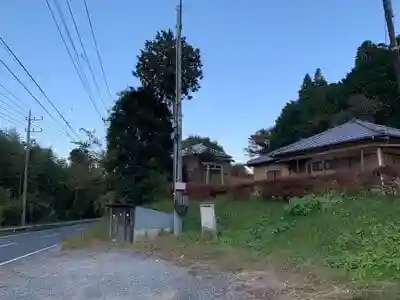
[0,207,172,267]
[0,223,92,266]
[0,223,251,299]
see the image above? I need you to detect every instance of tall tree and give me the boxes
[248,38,400,155]
[133,29,203,103]
[313,68,328,87]
[105,87,173,205]
[244,127,273,157]
[0,127,104,226]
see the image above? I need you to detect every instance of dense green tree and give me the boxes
[313,68,328,87]
[182,135,225,153]
[0,127,104,226]
[244,128,272,157]
[105,87,173,205]
[133,29,203,102]
[247,37,400,156]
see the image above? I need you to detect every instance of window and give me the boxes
[202,162,222,170]
[324,160,336,170]
[266,170,281,180]
[312,161,323,171]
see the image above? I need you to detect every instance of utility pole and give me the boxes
[173,0,183,236]
[382,0,400,94]
[21,109,43,226]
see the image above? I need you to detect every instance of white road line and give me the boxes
[0,224,86,239]
[0,242,16,248]
[0,244,59,266]
[40,233,60,239]
[0,229,58,239]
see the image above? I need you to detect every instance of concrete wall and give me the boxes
[253,163,289,181]
[134,207,173,230]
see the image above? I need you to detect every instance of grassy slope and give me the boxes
[152,193,400,290]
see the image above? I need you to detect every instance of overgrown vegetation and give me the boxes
[62,219,110,249]
[150,193,400,297]
[103,28,203,206]
[0,129,105,226]
[245,39,400,157]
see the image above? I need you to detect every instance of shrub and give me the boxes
[186,183,218,200]
[226,182,253,199]
[185,165,400,202]
[0,188,20,226]
[285,196,322,216]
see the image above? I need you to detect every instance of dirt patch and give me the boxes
[132,235,354,300]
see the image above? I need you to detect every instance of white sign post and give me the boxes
[199,202,217,238]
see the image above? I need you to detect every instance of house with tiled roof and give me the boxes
[182,143,233,185]
[246,119,400,181]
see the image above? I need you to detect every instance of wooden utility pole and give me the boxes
[21,110,43,226]
[382,0,400,93]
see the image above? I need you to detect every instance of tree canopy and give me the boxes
[105,87,173,205]
[182,135,225,153]
[133,29,203,103]
[246,38,400,156]
[0,130,104,226]
[103,28,203,205]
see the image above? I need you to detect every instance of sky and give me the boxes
[0,0,398,163]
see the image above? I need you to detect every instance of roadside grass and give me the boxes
[62,219,110,250]
[148,193,400,299]
[60,193,400,299]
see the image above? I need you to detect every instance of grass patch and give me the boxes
[62,219,110,250]
[60,195,400,298]
[150,193,400,298]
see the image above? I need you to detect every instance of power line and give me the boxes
[65,0,107,110]
[0,94,26,116]
[0,57,73,140]
[46,0,103,119]
[0,99,25,119]
[0,91,27,114]
[0,83,30,110]
[0,109,24,127]
[0,35,79,140]
[83,0,113,102]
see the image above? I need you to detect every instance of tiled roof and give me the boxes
[247,119,400,166]
[182,143,232,160]
[246,154,275,166]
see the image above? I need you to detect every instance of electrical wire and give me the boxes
[83,0,113,102]
[46,0,103,119]
[0,89,27,113]
[0,109,24,127]
[0,82,31,110]
[0,35,79,140]
[0,57,73,140]
[65,0,107,110]
[0,94,26,116]
[0,98,25,118]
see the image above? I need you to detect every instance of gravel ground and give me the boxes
[0,247,254,300]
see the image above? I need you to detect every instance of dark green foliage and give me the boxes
[285,196,322,216]
[247,38,400,154]
[103,28,203,206]
[0,130,105,226]
[244,127,272,157]
[133,29,203,102]
[105,87,173,205]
